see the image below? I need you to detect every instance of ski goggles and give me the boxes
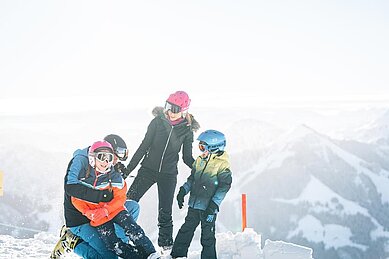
[165,102,182,114]
[114,147,128,161]
[198,142,207,152]
[199,141,223,153]
[95,152,114,163]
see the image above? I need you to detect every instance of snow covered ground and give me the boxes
[0,228,313,259]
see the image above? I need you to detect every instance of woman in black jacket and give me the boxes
[123,91,200,251]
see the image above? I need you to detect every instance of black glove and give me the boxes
[115,162,130,178]
[100,189,114,202]
[205,200,219,223]
[176,187,186,209]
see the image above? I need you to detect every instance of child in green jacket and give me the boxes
[171,130,232,259]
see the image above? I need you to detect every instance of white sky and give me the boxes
[1,1,389,113]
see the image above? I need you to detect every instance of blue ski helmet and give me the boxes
[197,130,226,153]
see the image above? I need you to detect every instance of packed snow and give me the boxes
[0,228,313,259]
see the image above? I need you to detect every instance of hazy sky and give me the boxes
[1,1,389,112]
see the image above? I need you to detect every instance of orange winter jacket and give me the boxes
[71,181,127,227]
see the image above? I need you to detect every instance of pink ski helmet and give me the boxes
[88,140,114,168]
[166,91,191,113]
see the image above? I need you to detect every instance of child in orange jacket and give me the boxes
[71,141,159,259]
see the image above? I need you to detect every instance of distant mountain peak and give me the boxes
[294,123,318,135]
[354,108,389,144]
[275,124,329,147]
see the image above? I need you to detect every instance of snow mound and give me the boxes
[263,239,313,259]
[0,228,314,259]
[217,228,262,258]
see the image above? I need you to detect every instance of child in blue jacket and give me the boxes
[170,130,232,259]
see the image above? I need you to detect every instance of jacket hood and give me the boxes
[152,106,200,132]
[73,147,89,158]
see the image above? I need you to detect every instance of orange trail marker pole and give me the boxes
[242,193,247,231]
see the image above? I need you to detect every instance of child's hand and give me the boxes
[176,186,186,209]
[204,200,219,223]
[115,162,130,179]
[84,208,108,221]
[206,214,215,223]
[93,208,109,221]
[84,209,96,220]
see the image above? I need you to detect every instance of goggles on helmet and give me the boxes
[165,102,182,114]
[198,141,225,153]
[115,147,128,161]
[95,152,114,163]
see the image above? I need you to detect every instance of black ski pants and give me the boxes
[96,210,156,259]
[127,166,177,247]
[171,208,217,259]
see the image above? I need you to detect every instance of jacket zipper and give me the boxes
[93,171,104,188]
[192,155,211,207]
[93,174,99,188]
[158,125,173,172]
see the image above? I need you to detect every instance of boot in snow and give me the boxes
[50,225,80,258]
[161,245,173,255]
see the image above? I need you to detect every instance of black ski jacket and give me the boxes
[125,107,200,176]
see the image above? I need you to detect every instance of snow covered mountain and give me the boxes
[225,119,284,152]
[351,109,389,145]
[225,118,284,173]
[222,123,389,259]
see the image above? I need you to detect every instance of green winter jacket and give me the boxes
[182,151,232,211]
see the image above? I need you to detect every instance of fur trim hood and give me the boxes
[152,106,200,132]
